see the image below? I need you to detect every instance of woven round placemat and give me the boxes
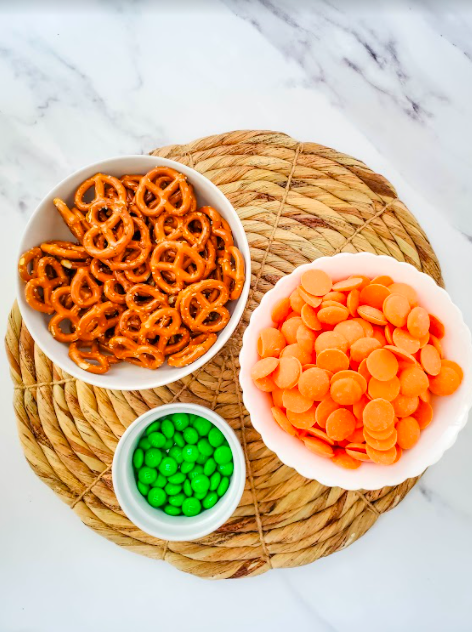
[7,130,442,580]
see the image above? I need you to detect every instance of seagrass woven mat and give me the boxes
[6,130,443,580]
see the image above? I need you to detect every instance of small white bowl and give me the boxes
[112,403,246,541]
[239,253,472,490]
[17,155,251,391]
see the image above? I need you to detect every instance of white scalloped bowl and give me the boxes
[239,253,472,490]
[17,155,251,391]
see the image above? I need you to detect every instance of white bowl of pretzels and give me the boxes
[17,156,250,390]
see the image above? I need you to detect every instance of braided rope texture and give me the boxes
[6,130,442,579]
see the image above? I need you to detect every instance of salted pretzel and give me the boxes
[139,307,182,343]
[75,173,127,211]
[179,279,230,333]
[135,166,195,217]
[76,301,123,341]
[70,267,103,308]
[24,256,68,314]
[48,286,81,343]
[106,215,152,271]
[41,241,88,260]
[53,199,90,242]
[108,336,164,370]
[220,246,245,301]
[151,241,206,294]
[83,200,134,259]
[90,258,114,283]
[125,283,168,313]
[154,211,184,242]
[69,340,114,375]
[123,259,151,284]
[157,326,191,357]
[118,309,147,341]
[18,247,42,282]
[167,333,217,368]
[181,212,211,249]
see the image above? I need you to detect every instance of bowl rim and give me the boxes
[239,252,472,490]
[17,154,251,391]
[112,403,246,541]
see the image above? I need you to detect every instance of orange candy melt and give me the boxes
[251,269,463,470]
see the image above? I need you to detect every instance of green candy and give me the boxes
[159,457,178,477]
[182,497,201,517]
[161,419,175,439]
[183,480,193,497]
[183,427,199,445]
[144,448,162,468]
[191,474,210,495]
[169,446,183,464]
[210,472,221,491]
[138,467,157,485]
[133,448,144,469]
[214,446,232,465]
[145,420,160,435]
[188,465,203,480]
[203,492,218,509]
[217,476,230,497]
[189,414,199,424]
[208,427,225,448]
[164,504,181,516]
[139,437,151,450]
[174,432,185,448]
[196,453,206,465]
[182,445,199,463]
[218,462,234,477]
[181,461,194,474]
[165,483,182,496]
[168,493,185,507]
[151,473,167,488]
[168,472,185,485]
[198,438,213,457]
[147,487,166,508]
[194,490,207,500]
[203,458,216,476]
[137,481,149,496]
[172,412,190,431]
[193,416,212,437]
[164,437,174,450]
[148,432,165,448]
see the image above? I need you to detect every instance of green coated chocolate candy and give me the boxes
[137,481,149,496]
[214,446,232,465]
[217,476,230,497]
[147,487,166,507]
[182,445,199,463]
[198,438,213,457]
[182,497,201,517]
[194,490,207,500]
[159,457,178,477]
[174,432,185,448]
[164,504,181,516]
[144,448,162,468]
[196,453,207,465]
[168,493,185,507]
[181,461,194,474]
[164,437,174,450]
[208,427,225,448]
[165,483,182,496]
[210,471,221,491]
[188,465,203,480]
[191,474,210,495]
[138,467,157,485]
[151,473,167,488]
[145,420,160,435]
[183,480,193,497]
[133,448,144,469]
[183,427,198,445]
[169,446,183,464]
[203,492,218,509]
[168,472,185,485]
[147,432,165,448]
[189,414,199,424]
[193,416,212,437]
[161,419,175,439]
[139,437,152,450]
[218,462,234,477]
[203,458,216,476]
[172,412,190,431]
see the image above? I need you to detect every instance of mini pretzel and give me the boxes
[75,173,127,211]
[154,211,184,242]
[220,246,245,300]
[69,341,113,374]
[53,198,90,242]
[103,278,128,304]
[83,200,134,259]
[76,301,123,341]
[24,256,68,314]
[70,267,103,308]
[123,259,151,284]
[139,307,182,341]
[151,241,206,294]
[118,309,147,341]
[179,279,230,333]
[181,212,211,248]
[18,247,42,282]
[167,333,217,367]
[157,326,191,356]
[90,258,114,282]
[41,241,88,260]
[125,283,169,313]
[135,166,195,217]
[106,216,152,271]
[108,336,164,369]
[48,286,80,343]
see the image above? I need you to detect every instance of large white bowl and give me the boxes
[112,403,246,541]
[239,253,472,490]
[17,156,251,391]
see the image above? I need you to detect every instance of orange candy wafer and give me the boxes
[334,319,364,347]
[272,407,297,436]
[271,297,291,323]
[359,283,390,310]
[366,348,398,382]
[301,269,332,296]
[301,304,323,331]
[298,367,330,401]
[281,316,303,344]
[258,327,286,358]
[332,448,361,469]
[420,344,441,376]
[326,408,356,441]
[287,405,317,429]
[272,356,302,390]
[407,306,430,338]
[363,398,395,432]
[282,387,314,413]
[382,293,410,328]
[303,436,334,458]
[396,416,420,450]
[316,348,349,373]
[251,357,279,381]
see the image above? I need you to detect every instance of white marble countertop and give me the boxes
[1,2,472,631]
